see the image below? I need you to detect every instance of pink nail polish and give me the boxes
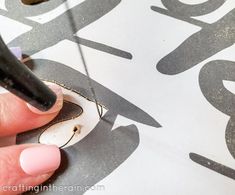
[27,83,63,114]
[9,47,22,60]
[20,145,61,176]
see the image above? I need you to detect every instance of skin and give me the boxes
[0,93,62,194]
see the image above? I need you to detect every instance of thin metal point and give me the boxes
[65,1,102,119]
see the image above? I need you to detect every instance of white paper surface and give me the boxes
[0,1,235,194]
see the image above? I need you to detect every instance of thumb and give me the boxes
[0,144,61,195]
[0,83,63,137]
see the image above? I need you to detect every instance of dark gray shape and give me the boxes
[199,58,235,160]
[161,0,225,17]
[190,153,235,180]
[156,9,235,75]
[71,37,133,60]
[198,60,235,175]
[25,59,161,128]
[152,0,226,28]
[17,100,83,144]
[151,6,208,28]
[6,0,133,60]
[8,0,120,53]
[199,60,235,117]
[199,60,235,159]
[225,117,235,159]
[5,0,66,18]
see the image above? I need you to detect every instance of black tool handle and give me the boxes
[0,36,56,111]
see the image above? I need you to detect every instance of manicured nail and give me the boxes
[9,47,22,60]
[27,83,63,114]
[20,145,61,176]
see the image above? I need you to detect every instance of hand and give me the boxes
[0,83,63,195]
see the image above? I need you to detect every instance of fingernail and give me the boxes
[27,83,63,114]
[20,145,61,176]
